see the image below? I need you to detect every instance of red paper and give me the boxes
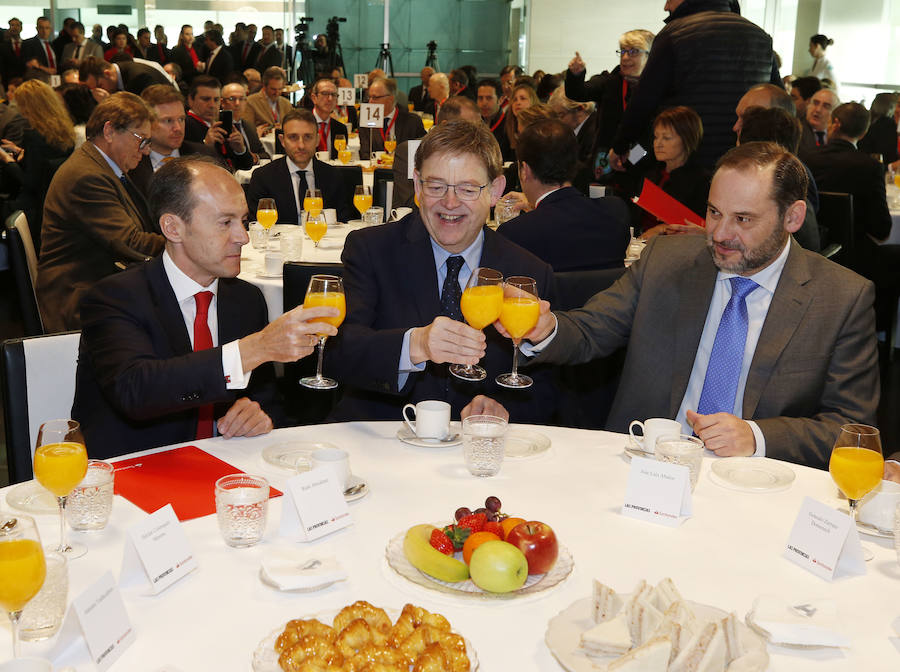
[634,178,706,228]
[112,445,281,522]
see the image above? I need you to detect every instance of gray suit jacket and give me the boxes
[61,40,103,63]
[535,235,879,469]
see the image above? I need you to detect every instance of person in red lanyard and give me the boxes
[183,75,252,172]
[358,77,426,155]
[309,77,346,160]
[244,66,292,138]
[427,73,450,120]
[22,17,58,75]
[477,79,513,162]
[498,65,523,112]
[171,25,203,84]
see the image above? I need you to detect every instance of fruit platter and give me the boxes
[385,496,574,599]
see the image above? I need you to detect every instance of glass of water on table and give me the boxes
[462,415,508,477]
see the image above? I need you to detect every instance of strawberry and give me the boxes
[457,513,487,534]
[429,528,454,555]
[484,520,503,537]
[441,524,471,551]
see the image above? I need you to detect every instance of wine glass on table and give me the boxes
[384,138,397,156]
[300,275,346,390]
[304,188,323,218]
[450,268,503,382]
[334,134,347,153]
[496,276,540,389]
[0,514,46,658]
[305,211,328,248]
[354,184,372,218]
[256,198,278,250]
[829,423,883,560]
[33,419,88,558]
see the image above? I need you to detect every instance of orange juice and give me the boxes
[303,197,324,215]
[334,137,347,152]
[384,139,397,154]
[304,291,346,332]
[338,149,352,164]
[461,285,503,329]
[499,297,540,340]
[422,119,434,131]
[0,539,45,612]
[829,447,884,500]
[894,174,900,189]
[257,208,278,230]
[305,218,328,244]
[354,194,373,215]
[34,441,88,497]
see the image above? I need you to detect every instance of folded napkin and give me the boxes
[260,547,347,591]
[748,595,850,648]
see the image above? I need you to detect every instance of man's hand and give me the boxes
[410,316,486,365]
[204,121,227,147]
[226,127,246,153]
[568,51,586,75]
[607,149,626,172]
[498,191,531,214]
[238,305,340,372]
[461,395,509,421]
[90,87,110,103]
[686,410,756,457]
[884,461,900,483]
[494,299,554,344]
[217,396,272,438]
[256,124,273,137]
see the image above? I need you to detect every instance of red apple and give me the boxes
[505,520,558,574]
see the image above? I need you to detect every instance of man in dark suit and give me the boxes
[150,25,170,64]
[21,17,57,75]
[523,142,879,470]
[231,24,259,71]
[358,77,426,155]
[246,109,353,223]
[170,25,202,84]
[61,22,103,64]
[72,157,339,458]
[274,29,293,79]
[449,69,476,101]
[310,77,348,160]
[798,88,839,161]
[51,17,75,63]
[37,92,165,333]
[252,26,282,72]
[79,56,171,96]
[1,18,26,88]
[203,29,234,84]
[221,80,269,164]
[329,120,558,423]
[476,79,512,162]
[498,119,630,271]
[409,66,434,112]
[183,75,253,172]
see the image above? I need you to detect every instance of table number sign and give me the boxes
[279,467,352,542]
[407,140,421,180]
[784,496,866,581]
[360,103,384,129]
[120,504,198,595]
[337,87,354,106]
[621,455,692,527]
[51,571,135,671]
[353,73,368,89]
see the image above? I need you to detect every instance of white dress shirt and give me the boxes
[149,148,180,172]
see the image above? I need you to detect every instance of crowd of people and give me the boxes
[0,0,898,481]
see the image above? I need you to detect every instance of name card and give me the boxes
[783,496,865,581]
[360,103,385,128]
[120,504,198,594]
[279,467,352,542]
[353,73,368,89]
[407,140,421,180]
[628,143,647,165]
[337,87,355,106]
[621,456,692,527]
[52,571,135,671]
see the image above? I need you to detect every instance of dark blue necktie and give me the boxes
[696,277,759,417]
[440,256,465,322]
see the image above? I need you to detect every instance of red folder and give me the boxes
[113,445,281,522]
[633,178,706,228]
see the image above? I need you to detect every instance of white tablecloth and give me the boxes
[3,422,898,670]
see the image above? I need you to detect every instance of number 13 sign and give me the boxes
[360,103,385,128]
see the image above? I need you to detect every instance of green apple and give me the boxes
[468,540,528,593]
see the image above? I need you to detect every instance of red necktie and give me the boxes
[318,122,328,151]
[193,291,215,440]
[242,42,250,62]
[43,41,55,70]
[13,40,20,57]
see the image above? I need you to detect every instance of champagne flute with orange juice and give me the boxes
[0,514,46,658]
[354,184,373,217]
[334,134,347,152]
[450,268,503,381]
[338,148,352,164]
[384,138,397,155]
[256,198,278,250]
[830,424,883,554]
[496,276,540,389]
[34,419,88,558]
[300,275,345,390]
[303,188,323,217]
[305,211,328,247]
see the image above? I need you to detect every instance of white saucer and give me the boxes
[344,475,369,502]
[261,441,338,471]
[709,457,796,493]
[505,428,551,458]
[256,271,283,279]
[6,480,58,514]
[855,520,893,539]
[396,422,462,447]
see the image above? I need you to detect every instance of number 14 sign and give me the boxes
[360,103,385,128]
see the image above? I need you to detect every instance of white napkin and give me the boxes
[748,595,850,648]
[260,547,347,591]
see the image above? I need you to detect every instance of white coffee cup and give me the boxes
[857,479,900,532]
[264,251,284,275]
[628,417,682,454]
[402,400,451,440]
[311,447,351,491]
[390,207,413,221]
[323,208,337,224]
[315,150,330,161]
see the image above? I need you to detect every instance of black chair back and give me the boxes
[554,267,627,311]
[817,192,855,267]
[4,210,43,336]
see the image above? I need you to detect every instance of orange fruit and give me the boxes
[462,531,501,564]
[500,517,526,540]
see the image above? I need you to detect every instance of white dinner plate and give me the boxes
[255,271,283,279]
[545,596,768,672]
[251,606,479,671]
[6,480,58,514]
[261,441,334,471]
[385,525,574,599]
[504,427,551,459]
[396,422,462,447]
[709,457,796,493]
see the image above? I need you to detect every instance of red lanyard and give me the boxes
[622,79,629,110]
[489,109,506,132]
[379,111,398,142]
[188,46,198,67]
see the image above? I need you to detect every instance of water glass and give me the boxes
[66,460,114,531]
[281,228,305,261]
[495,196,519,225]
[249,222,267,249]
[215,474,269,548]
[462,415,508,477]
[363,206,384,226]
[18,551,66,641]
[655,434,704,491]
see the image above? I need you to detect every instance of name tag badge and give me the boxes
[120,503,198,595]
[279,467,352,542]
[784,496,865,581]
[621,455,692,527]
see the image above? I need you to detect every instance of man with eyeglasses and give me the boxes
[358,77,426,155]
[37,92,165,333]
[309,77,347,159]
[328,120,558,424]
[244,66,292,139]
[221,80,269,164]
[184,75,252,172]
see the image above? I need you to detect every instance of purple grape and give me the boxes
[454,507,471,521]
[486,511,499,522]
[474,507,488,516]
[485,496,502,513]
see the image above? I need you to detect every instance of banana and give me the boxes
[403,524,470,583]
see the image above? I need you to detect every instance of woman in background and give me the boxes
[806,34,836,84]
[504,82,540,152]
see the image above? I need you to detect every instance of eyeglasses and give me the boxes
[616,48,647,57]
[418,179,488,201]
[131,131,152,150]
[222,96,245,103]
[315,90,338,98]
[369,93,392,100]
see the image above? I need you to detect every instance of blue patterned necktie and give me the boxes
[696,277,759,417]
[440,256,465,322]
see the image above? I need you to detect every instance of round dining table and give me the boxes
[2,422,898,670]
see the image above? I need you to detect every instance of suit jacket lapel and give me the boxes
[742,240,811,418]
[217,279,242,345]
[402,215,442,324]
[146,257,193,356]
[82,142,152,231]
